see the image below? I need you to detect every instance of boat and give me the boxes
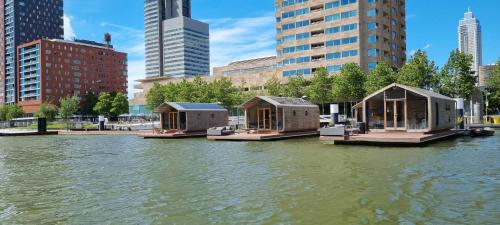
[471,127,495,137]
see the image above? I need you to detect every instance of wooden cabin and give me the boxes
[240,96,320,133]
[354,83,457,133]
[155,102,228,133]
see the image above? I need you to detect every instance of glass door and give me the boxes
[258,108,271,130]
[385,100,406,130]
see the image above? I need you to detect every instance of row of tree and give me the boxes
[35,92,129,121]
[0,92,129,122]
[146,77,243,110]
[486,60,500,114]
[146,49,495,114]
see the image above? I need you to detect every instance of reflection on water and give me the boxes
[0,135,499,224]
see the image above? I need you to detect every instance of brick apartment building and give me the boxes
[17,39,128,113]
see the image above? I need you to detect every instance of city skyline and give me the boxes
[63,0,500,97]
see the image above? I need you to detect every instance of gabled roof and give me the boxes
[155,102,227,112]
[363,83,455,101]
[240,96,318,109]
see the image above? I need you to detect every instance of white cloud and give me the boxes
[63,14,76,40]
[206,15,277,69]
[423,44,431,50]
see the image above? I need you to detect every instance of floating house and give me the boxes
[324,83,459,145]
[209,96,320,141]
[141,102,228,138]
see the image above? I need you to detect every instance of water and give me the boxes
[0,135,499,224]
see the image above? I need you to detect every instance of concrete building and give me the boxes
[144,0,209,78]
[479,64,496,87]
[458,9,482,75]
[275,0,406,76]
[17,39,128,114]
[0,0,64,104]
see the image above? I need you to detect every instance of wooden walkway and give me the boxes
[208,130,319,141]
[140,131,207,139]
[320,130,462,146]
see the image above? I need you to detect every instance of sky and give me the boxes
[64,0,500,99]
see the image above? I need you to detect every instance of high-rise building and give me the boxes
[17,39,128,114]
[0,0,64,104]
[458,9,482,75]
[275,0,406,77]
[144,0,210,78]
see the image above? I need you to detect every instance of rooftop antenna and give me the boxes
[104,33,112,48]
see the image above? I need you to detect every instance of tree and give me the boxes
[111,92,129,116]
[365,62,397,94]
[59,96,79,130]
[191,76,211,102]
[332,63,367,102]
[283,75,309,98]
[35,103,58,121]
[146,82,166,111]
[306,67,332,114]
[81,92,99,116]
[94,92,114,118]
[211,77,239,109]
[176,79,194,102]
[0,104,8,121]
[6,104,24,121]
[265,76,283,96]
[435,49,476,99]
[487,60,500,113]
[397,50,438,89]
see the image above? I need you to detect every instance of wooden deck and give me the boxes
[139,131,207,139]
[320,130,462,146]
[208,130,319,141]
[0,131,59,137]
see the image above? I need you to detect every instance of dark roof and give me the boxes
[241,96,318,109]
[155,102,227,112]
[364,83,455,101]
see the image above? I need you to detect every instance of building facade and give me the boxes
[479,64,495,87]
[17,39,128,113]
[458,9,482,75]
[144,0,209,78]
[0,0,64,104]
[275,0,406,76]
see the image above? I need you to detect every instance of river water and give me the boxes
[0,134,499,224]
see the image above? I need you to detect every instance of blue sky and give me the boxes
[64,0,500,98]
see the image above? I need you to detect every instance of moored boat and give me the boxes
[471,127,495,137]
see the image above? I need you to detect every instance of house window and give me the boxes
[293,111,297,116]
[305,111,309,116]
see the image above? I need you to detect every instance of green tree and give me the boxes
[211,77,239,109]
[4,104,24,121]
[365,62,397,94]
[283,75,309,98]
[265,76,283,96]
[35,103,58,121]
[59,96,79,130]
[487,60,500,113]
[0,104,8,121]
[146,82,166,111]
[332,63,367,102]
[397,50,438,89]
[93,92,114,118]
[111,92,129,116]
[306,67,332,114]
[191,76,211,102]
[81,92,99,116]
[176,79,194,102]
[435,49,476,99]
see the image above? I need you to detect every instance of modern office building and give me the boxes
[17,39,128,113]
[478,64,495,87]
[275,0,406,77]
[0,0,64,104]
[144,0,210,78]
[458,9,482,75]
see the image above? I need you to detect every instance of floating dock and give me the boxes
[0,130,59,137]
[140,131,207,139]
[320,130,463,146]
[208,130,319,141]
